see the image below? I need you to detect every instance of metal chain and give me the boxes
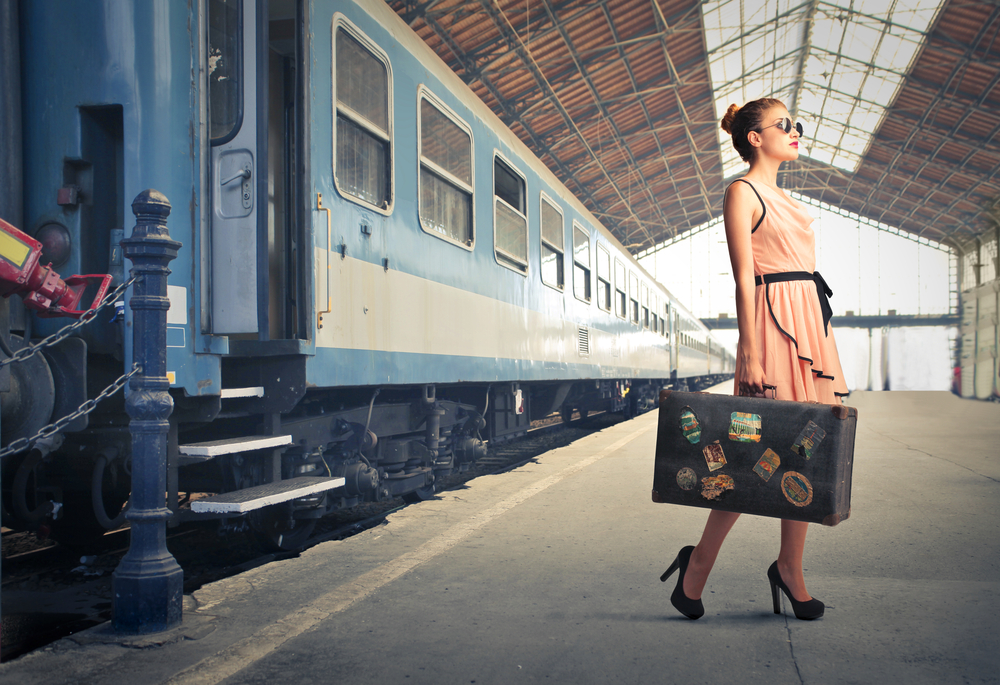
[0,363,143,460]
[0,274,141,369]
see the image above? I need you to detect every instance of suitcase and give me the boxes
[651,389,858,526]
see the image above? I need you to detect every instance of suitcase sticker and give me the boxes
[792,421,826,459]
[676,468,697,491]
[679,407,701,444]
[781,471,814,507]
[729,412,761,442]
[753,448,781,482]
[702,441,727,471]
[701,474,734,500]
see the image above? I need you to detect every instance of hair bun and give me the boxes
[720,103,740,133]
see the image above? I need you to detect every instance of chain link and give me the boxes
[0,275,141,369]
[0,363,143,460]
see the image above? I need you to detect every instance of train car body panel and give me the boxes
[309,251,672,385]
[19,0,225,398]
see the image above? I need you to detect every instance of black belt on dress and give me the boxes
[754,271,833,337]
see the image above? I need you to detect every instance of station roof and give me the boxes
[388,0,1000,254]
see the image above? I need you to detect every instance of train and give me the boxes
[0,0,733,550]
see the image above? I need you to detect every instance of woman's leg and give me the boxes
[684,510,741,599]
[777,519,812,601]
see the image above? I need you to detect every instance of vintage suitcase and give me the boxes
[652,389,858,526]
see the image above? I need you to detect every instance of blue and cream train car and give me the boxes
[1,0,732,548]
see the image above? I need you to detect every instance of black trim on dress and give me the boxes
[730,179,766,233]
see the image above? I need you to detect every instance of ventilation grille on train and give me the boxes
[578,326,590,356]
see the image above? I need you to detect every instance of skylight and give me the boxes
[702,0,946,178]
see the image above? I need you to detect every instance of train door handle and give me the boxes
[220,166,251,186]
[221,165,253,211]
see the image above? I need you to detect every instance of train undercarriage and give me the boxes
[1,342,730,551]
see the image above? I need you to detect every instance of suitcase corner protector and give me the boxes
[821,510,849,526]
[651,489,663,503]
[831,404,855,420]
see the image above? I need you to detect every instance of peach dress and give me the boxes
[731,180,849,404]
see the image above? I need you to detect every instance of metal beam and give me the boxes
[702,313,960,330]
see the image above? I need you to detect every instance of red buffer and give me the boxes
[0,217,111,318]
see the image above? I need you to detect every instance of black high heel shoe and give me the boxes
[660,545,704,619]
[767,561,824,620]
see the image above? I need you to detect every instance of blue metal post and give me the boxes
[112,189,183,633]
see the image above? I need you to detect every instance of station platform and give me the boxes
[2,390,998,684]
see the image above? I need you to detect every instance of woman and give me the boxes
[662,98,849,620]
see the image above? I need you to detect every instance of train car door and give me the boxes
[208,0,305,340]
[209,0,261,334]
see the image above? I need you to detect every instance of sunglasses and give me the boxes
[756,117,804,137]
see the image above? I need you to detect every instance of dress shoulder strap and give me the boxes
[729,179,766,233]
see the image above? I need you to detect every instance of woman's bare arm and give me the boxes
[724,182,767,395]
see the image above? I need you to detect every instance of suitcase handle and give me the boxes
[739,384,776,399]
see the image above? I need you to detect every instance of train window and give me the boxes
[663,303,669,337]
[629,272,639,324]
[208,0,242,144]
[494,154,527,272]
[641,284,650,329]
[540,193,564,290]
[334,24,392,212]
[651,296,659,333]
[572,222,591,303]
[597,245,611,312]
[614,259,626,319]
[418,90,473,248]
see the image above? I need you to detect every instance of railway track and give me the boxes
[1,411,623,662]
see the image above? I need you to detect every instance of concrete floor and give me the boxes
[1,390,998,684]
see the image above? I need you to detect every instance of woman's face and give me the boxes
[753,106,800,163]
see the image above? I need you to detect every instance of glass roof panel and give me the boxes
[702,0,946,177]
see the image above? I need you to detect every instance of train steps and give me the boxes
[178,385,284,465]
[177,435,294,464]
[189,476,346,514]
[179,387,347,515]
[219,386,264,399]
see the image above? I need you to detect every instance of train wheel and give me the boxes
[91,451,130,530]
[402,484,436,503]
[251,506,316,552]
[560,406,589,424]
[0,335,55,444]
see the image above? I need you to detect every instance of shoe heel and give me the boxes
[769,579,781,614]
[660,557,680,582]
[766,561,824,620]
